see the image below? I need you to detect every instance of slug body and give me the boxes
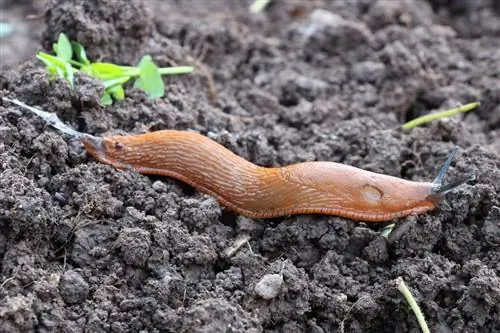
[83,130,439,222]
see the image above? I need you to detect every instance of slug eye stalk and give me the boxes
[430,146,474,195]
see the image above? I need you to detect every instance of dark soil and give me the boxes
[1,0,499,332]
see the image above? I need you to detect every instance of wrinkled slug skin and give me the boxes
[83,130,438,222]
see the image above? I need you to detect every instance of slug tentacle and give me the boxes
[431,146,459,194]
[429,146,474,197]
[431,174,476,196]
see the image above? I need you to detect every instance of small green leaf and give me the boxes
[71,42,90,65]
[55,33,73,62]
[37,54,57,70]
[37,52,76,86]
[88,62,127,80]
[108,84,125,100]
[36,52,60,68]
[100,91,113,105]
[37,52,66,70]
[134,55,164,98]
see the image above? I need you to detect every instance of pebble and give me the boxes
[254,273,283,300]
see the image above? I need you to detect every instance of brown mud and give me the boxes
[0,0,499,332]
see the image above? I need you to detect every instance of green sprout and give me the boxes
[396,277,431,333]
[379,223,395,238]
[36,33,194,105]
[250,0,271,13]
[403,102,480,130]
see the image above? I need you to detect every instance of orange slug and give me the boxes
[4,97,471,222]
[81,130,469,221]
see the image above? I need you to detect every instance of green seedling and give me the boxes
[396,277,431,333]
[403,102,480,129]
[250,0,271,13]
[37,33,194,105]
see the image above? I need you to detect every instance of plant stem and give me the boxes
[396,277,431,333]
[121,66,194,77]
[158,66,194,75]
[69,59,83,68]
[402,102,480,129]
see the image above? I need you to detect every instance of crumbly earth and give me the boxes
[1,1,499,332]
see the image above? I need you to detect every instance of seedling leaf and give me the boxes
[54,33,73,62]
[37,52,68,71]
[134,55,164,98]
[37,33,193,105]
[100,91,113,106]
[71,42,90,65]
[88,62,127,80]
[108,84,125,100]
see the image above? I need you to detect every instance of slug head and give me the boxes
[428,146,474,200]
[287,147,472,222]
[82,134,138,168]
[356,178,439,218]
[381,146,474,216]
[82,135,107,163]
[285,162,441,221]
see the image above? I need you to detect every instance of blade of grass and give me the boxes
[403,102,480,130]
[396,277,430,333]
[250,0,271,13]
[379,223,395,238]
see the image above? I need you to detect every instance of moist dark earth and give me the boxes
[0,1,499,332]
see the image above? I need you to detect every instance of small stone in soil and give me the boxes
[254,273,283,300]
[59,270,89,305]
